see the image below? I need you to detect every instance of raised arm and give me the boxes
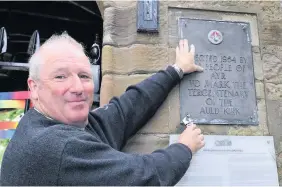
[89,66,180,149]
[89,39,203,150]
[58,133,193,186]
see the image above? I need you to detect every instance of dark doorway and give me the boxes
[0,1,103,104]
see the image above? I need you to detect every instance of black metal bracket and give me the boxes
[137,0,159,33]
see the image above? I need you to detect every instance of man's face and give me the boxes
[29,45,94,126]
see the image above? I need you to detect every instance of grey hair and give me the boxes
[28,32,87,80]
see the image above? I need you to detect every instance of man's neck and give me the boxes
[33,107,54,121]
[33,103,88,128]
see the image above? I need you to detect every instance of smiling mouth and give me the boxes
[68,100,86,104]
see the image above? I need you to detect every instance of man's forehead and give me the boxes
[42,42,87,58]
[40,45,89,65]
[39,46,90,73]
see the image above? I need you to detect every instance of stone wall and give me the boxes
[99,0,282,183]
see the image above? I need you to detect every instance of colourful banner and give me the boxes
[0,91,30,100]
[0,122,18,130]
[0,130,15,139]
[0,100,26,109]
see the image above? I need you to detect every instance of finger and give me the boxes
[187,123,196,130]
[191,123,197,129]
[176,46,179,57]
[183,39,189,52]
[179,40,184,50]
[190,44,195,55]
[195,65,204,72]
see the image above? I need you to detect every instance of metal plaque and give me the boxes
[179,18,258,125]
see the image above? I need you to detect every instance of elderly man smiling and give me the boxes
[1,33,205,186]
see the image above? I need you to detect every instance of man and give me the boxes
[1,33,205,186]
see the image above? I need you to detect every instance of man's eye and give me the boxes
[55,75,66,79]
[80,75,91,79]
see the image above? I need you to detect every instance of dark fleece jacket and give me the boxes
[0,66,192,186]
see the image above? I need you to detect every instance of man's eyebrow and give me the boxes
[79,71,92,75]
[51,68,92,75]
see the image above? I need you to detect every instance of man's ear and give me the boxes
[27,78,39,100]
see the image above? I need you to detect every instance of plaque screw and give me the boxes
[250,116,253,120]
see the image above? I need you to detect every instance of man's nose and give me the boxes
[70,75,84,94]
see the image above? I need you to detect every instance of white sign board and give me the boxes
[170,135,279,186]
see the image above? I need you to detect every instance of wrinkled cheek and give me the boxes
[85,84,94,102]
[48,82,70,96]
[52,88,68,96]
[85,83,94,95]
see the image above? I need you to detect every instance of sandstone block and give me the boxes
[168,85,181,133]
[103,7,116,45]
[122,134,169,154]
[260,20,282,46]
[103,1,136,8]
[266,83,282,100]
[167,1,262,14]
[176,124,230,136]
[279,142,282,154]
[168,48,176,65]
[199,125,229,135]
[227,125,265,136]
[96,1,104,19]
[102,45,169,75]
[266,100,282,184]
[100,74,180,134]
[102,1,114,8]
[141,99,170,134]
[100,74,149,106]
[103,6,136,46]
[103,4,168,46]
[263,52,282,84]
[266,100,282,150]
[279,167,282,185]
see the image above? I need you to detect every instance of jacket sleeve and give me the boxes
[58,134,192,186]
[89,66,181,150]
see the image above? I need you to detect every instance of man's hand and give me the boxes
[178,123,205,154]
[175,39,204,74]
